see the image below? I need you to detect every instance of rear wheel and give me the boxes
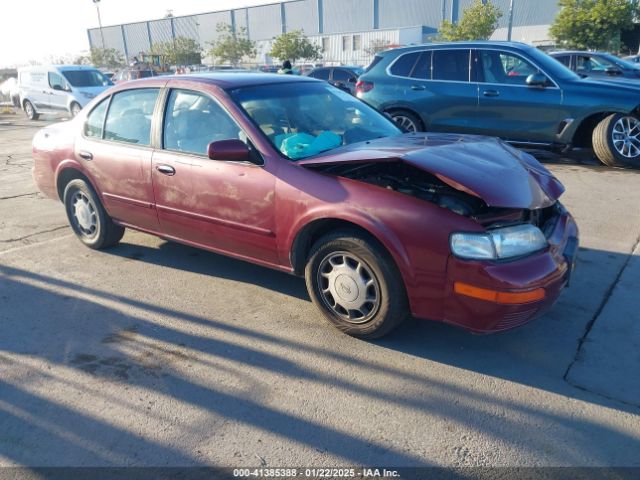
[24,100,39,120]
[593,113,640,167]
[387,109,423,132]
[305,230,408,338]
[63,179,124,249]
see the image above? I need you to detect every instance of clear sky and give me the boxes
[0,0,278,67]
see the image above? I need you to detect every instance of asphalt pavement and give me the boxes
[0,112,639,469]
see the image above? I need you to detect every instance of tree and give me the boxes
[438,0,503,41]
[150,36,202,66]
[364,39,396,56]
[269,30,322,63]
[205,23,256,66]
[550,0,639,51]
[89,47,124,68]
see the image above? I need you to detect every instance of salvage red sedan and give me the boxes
[32,74,578,338]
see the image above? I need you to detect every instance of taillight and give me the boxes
[355,80,374,97]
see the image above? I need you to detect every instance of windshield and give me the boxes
[62,70,112,87]
[230,82,401,160]
[527,47,581,82]
[601,53,640,70]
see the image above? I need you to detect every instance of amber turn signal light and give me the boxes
[454,282,545,304]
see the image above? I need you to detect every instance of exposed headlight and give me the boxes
[451,224,548,260]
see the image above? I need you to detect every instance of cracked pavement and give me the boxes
[0,112,639,468]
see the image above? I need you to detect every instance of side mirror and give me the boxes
[526,72,548,88]
[207,139,251,162]
[605,66,623,76]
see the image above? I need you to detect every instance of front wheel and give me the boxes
[592,113,640,167]
[70,102,81,117]
[305,231,408,339]
[63,179,125,249]
[24,100,39,120]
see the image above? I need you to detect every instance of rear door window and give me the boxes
[310,68,330,80]
[553,55,571,68]
[103,88,159,146]
[332,69,351,82]
[432,49,470,82]
[389,52,420,77]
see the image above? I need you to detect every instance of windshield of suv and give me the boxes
[62,70,112,87]
[527,47,581,82]
[230,82,401,160]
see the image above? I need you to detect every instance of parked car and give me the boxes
[550,51,640,80]
[357,41,640,167]
[623,54,640,64]
[17,65,112,120]
[307,66,364,94]
[112,67,156,83]
[32,73,578,338]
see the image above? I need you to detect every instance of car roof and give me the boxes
[149,72,321,89]
[380,40,534,55]
[551,51,610,56]
[18,65,101,72]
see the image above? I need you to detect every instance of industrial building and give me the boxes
[87,0,561,66]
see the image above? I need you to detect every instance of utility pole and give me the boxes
[93,0,105,49]
[507,0,515,42]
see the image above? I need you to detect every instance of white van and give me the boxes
[18,65,112,120]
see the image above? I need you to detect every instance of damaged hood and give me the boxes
[298,133,564,209]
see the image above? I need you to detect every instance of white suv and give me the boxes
[18,65,112,120]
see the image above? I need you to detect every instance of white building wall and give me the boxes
[491,24,553,46]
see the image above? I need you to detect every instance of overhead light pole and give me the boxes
[93,0,106,49]
[507,0,515,42]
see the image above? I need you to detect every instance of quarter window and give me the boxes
[84,97,109,138]
[103,88,159,146]
[432,50,470,82]
[163,89,243,156]
[389,52,420,77]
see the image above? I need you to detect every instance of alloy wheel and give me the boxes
[612,116,640,158]
[393,115,418,132]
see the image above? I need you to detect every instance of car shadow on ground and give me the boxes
[1,262,639,467]
[99,235,638,415]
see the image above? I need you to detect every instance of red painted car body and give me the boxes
[32,74,578,333]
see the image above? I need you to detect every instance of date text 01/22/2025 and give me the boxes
[232,468,401,477]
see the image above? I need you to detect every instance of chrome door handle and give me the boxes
[155,164,176,176]
[78,150,93,161]
[410,85,426,91]
[483,90,500,97]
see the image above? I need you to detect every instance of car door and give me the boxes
[47,71,69,112]
[75,87,161,232]
[473,48,566,144]
[387,49,480,133]
[152,85,278,264]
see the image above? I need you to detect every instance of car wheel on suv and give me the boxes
[593,113,640,167]
[388,109,423,133]
[305,230,408,338]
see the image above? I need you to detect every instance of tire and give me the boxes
[592,113,640,167]
[63,179,125,249]
[387,109,423,133]
[304,230,409,339]
[23,100,39,120]
[70,102,81,117]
